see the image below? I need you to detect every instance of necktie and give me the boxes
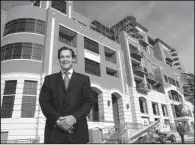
[64,72,70,89]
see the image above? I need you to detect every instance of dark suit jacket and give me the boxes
[39,71,94,143]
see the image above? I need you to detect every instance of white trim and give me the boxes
[46,1,49,9]
[125,37,136,86]
[68,3,71,18]
[1,32,44,40]
[59,23,119,52]
[135,26,145,34]
[48,16,55,74]
[51,7,67,17]
[117,50,125,93]
[84,49,100,63]
[39,1,42,8]
[1,59,42,63]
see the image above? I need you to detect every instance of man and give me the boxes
[39,46,94,143]
[177,122,185,144]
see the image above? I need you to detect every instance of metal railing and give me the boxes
[130,48,144,57]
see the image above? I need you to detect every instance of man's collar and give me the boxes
[61,68,73,75]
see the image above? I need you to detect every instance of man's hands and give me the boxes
[56,115,76,133]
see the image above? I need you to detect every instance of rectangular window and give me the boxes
[21,96,36,118]
[51,1,66,14]
[22,43,33,59]
[1,96,15,118]
[35,20,45,34]
[1,46,6,61]
[161,104,168,116]
[152,102,159,115]
[21,81,37,118]
[84,37,99,54]
[1,131,8,143]
[4,80,17,95]
[12,43,22,59]
[104,46,117,64]
[25,19,36,32]
[168,77,176,86]
[164,75,168,82]
[4,44,13,60]
[16,19,26,32]
[32,44,43,61]
[85,58,101,77]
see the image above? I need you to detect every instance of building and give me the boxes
[180,73,194,102]
[1,1,194,143]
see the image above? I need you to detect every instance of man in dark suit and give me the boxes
[177,122,185,144]
[39,46,94,143]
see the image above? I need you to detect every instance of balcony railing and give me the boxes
[133,65,145,76]
[136,82,149,93]
[105,56,117,64]
[130,48,144,59]
[146,73,163,86]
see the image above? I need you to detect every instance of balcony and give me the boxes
[166,57,173,63]
[139,38,148,47]
[171,53,178,57]
[131,57,141,65]
[136,82,149,93]
[133,65,146,76]
[173,57,179,61]
[130,48,144,59]
[174,62,180,66]
[146,73,163,87]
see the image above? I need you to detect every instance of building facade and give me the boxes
[1,1,194,143]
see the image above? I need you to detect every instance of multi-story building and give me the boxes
[1,1,194,143]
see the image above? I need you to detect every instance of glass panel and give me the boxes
[21,96,36,118]
[4,80,17,95]
[12,43,22,59]
[1,96,15,118]
[1,46,6,61]
[25,19,36,32]
[4,44,13,60]
[6,20,18,35]
[52,1,66,14]
[22,43,32,59]
[16,19,26,32]
[32,44,43,61]
[23,81,37,95]
[35,20,45,34]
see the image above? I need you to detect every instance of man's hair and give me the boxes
[58,46,75,59]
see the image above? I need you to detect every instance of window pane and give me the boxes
[23,80,37,95]
[12,43,22,59]
[4,44,13,60]
[32,44,43,61]
[21,96,36,118]
[4,80,17,94]
[1,96,15,118]
[5,20,17,35]
[25,19,35,32]
[16,19,26,32]
[1,46,6,61]
[22,43,32,59]
[35,20,45,34]
[52,1,66,14]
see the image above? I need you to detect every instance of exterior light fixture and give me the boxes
[126,104,129,109]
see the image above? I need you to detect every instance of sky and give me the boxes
[1,1,194,74]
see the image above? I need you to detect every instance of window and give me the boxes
[1,43,44,61]
[1,80,17,118]
[52,1,66,14]
[84,37,99,54]
[152,102,159,115]
[161,104,168,116]
[168,77,176,86]
[21,81,37,118]
[104,46,117,64]
[176,81,180,88]
[164,75,168,82]
[32,44,43,61]
[1,132,8,143]
[33,0,40,7]
[4,44,13,60]
[59,25,77,48]
[85,58,101,77]
[106,67,118,77]
[3,18,45,36]
[139,97,148,114]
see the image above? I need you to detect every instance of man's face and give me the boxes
[59,49,75,71]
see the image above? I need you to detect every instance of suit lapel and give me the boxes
[66,71,78,93]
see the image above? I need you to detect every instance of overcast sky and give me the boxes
[1,1,194,74]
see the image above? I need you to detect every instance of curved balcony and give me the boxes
[6,5,46,23]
